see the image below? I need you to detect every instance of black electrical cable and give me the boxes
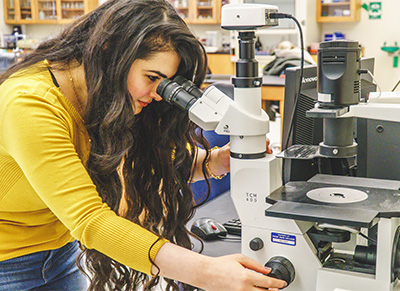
[268,13,305,151]
[268,13,305,183]
[392,79,400,92]
[359,232,377,245]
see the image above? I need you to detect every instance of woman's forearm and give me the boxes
[152,242,207,286]
[152,242,287,291]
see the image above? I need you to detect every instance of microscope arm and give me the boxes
[189,85,270,136]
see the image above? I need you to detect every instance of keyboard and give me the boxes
[223,218,242,236]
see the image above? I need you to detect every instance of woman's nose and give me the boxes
[151,91,163,102]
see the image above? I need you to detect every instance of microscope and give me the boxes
[157,2,289,282]
[158,3,400,290]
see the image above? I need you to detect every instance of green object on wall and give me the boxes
[382,46,399,53]
[381,42,399,68]
[361,3,369,11]
[369,2,382,19]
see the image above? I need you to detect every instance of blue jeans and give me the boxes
[0,240,88,291]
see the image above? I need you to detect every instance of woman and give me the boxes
[0,0,285,290]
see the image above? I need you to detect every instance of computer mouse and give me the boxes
[190,217,228,241]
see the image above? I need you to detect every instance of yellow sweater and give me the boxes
[0,61,167,275]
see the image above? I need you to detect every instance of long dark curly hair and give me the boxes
[1,0,212,290]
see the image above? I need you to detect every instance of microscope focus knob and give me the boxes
[265,256,295,287]
[249,237,264,251]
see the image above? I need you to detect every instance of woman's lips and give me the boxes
[139,101,150,107]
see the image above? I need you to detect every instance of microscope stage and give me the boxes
[265,174,400,228]
[306,187,368,204]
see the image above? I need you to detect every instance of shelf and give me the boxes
[317,0,360,22]
[169,0,221,24]
[321,2,350,5]
[318,16,354,22]
[4,0,97,24]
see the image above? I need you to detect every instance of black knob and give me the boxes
[354,245,376,265]
[265,256,295,287]
[249,237,264,251]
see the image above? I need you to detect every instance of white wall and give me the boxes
[320,0,400,91]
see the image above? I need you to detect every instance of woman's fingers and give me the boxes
[234,254,287,289]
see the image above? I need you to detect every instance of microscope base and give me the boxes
[234,173,400,290]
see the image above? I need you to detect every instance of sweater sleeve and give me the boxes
[0,91,168,275]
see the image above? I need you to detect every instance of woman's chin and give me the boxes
[133,106,143,115]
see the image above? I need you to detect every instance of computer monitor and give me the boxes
[282,64,321,150]
[280,64,322,182]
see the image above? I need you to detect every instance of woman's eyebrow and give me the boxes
[148,70,167,78]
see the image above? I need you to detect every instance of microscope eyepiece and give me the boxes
[156,78,175,103]
[156,78,199,111]
[173,76,203,99]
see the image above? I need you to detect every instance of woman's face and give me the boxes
[127,50,181,115]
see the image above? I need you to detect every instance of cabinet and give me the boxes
[4,0,34,23]
[316,0,361,22]
[207,53,234,75]
[3,0,98,24]
[169,0,223,24]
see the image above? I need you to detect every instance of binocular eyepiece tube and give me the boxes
[156,76,202,111]
[173,75,203,99]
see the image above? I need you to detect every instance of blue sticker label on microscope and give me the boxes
[271,232,296,246]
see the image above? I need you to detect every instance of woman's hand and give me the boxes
[153,243,287,291]
[192,138,273,182]
[207,143,231,177]
[199,254,287,291]
[209,138,273,176]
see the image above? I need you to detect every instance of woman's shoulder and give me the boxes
[0,60,63,109]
